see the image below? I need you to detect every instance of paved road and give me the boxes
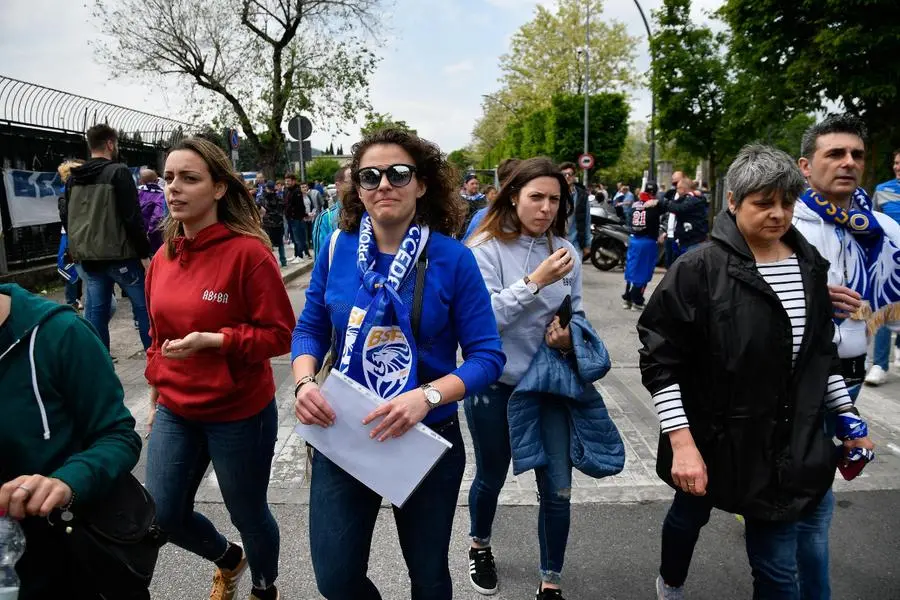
[79,262,900,598]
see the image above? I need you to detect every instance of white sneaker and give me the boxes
[865,365,888,386]
[289,256,302,264]
[656,576,684,600]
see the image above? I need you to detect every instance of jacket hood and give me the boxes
[0,284,74,440]
[69,157,115,184]
[711,208,821,265]
[792,199,821,223]
[0,283,72,342]
[172,222,238,266]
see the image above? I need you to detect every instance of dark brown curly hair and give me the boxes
[339,129,466,236]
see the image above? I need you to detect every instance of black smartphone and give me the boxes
[555,295,573,329]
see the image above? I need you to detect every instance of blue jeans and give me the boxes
[145,401,280,589]
[871,326,900,371]
[309,417,465,600]
[64,278,81,306]
[265,225,287,266]
[664,239,680,267]
[288,219,308,257]
[465,382,572,585]
[80,259,150,350]
[659,489,834,599]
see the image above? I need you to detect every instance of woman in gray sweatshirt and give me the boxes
[464,157,583,600]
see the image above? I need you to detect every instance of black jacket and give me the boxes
[637,211,840,521]
[284,184,305,221]
[568,184,589,249]
[660,192,708,247]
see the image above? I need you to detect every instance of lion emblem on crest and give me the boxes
[363,327,412,399]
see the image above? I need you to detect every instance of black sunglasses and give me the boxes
[356,164,417,190]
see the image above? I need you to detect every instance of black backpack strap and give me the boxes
[411,242,428,340]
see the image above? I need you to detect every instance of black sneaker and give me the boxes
[468,547,498,595]
[536,585,565,600]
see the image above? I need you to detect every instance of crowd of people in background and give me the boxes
[2,112,897,600]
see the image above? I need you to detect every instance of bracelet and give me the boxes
[294,375,316,397]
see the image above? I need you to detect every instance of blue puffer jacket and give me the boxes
[508,314,625,479]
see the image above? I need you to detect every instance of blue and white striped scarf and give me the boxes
[338,213,429,399]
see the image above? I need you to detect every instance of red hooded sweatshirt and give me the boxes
[145,222,295,422]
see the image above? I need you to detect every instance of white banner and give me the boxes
[2,168,63,227]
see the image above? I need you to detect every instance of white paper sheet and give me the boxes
[294,370,452,507]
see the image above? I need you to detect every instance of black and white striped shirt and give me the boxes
[654,254,852,434]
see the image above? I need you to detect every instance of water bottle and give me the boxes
[0,509,25,600]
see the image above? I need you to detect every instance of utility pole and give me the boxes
[633,0,656,182]
[583,0,590,187]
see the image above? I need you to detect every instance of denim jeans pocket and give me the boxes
[111,261,144,288]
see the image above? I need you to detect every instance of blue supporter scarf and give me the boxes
[800,187,900,321]
[338,213,429,399]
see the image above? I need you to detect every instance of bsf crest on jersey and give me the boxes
[362,326,412,399]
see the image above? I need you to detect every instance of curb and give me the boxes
[281,261,314,285]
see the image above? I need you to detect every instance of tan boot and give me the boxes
[209,553,248,600]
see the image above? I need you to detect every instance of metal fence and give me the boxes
[0,75,199,274]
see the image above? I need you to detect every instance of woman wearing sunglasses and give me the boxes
[291,128,505,600]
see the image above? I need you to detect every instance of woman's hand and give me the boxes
[294,381,336,427]
[669,429,708,496]
[161,332,220,359]
[0,475,73,519]
[362,389,430,442]
[843,435,875,453]
[545,316,573,351]
[529,248,575,289]
[828,284,862,319]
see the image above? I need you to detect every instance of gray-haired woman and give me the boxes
[638,144,874,599]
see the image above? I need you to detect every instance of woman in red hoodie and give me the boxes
[144,137,295,600]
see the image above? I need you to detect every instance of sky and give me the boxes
[0,0,721,156]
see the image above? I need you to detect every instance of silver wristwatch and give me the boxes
[421,383,443,410]
[523,275,539,295]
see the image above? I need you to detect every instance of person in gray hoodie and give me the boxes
[465,157,582,600]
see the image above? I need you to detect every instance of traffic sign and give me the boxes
[578,153,595,170]
[229,129,239,149]
[288,115,312,141]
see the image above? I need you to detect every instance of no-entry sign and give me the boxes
[578,153,595,170]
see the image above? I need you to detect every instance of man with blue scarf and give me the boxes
[791,114,900,599]
[865,148,900,384]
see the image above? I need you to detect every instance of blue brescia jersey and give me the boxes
[875,178,900,225]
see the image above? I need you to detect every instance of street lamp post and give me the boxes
[632,0,656,183]
[583,0,590,187]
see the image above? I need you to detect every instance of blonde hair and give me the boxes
[57,159,84,184]
[163,137,269,259]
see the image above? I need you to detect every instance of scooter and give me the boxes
[590,205,629,271]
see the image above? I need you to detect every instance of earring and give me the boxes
[511,201,517,206]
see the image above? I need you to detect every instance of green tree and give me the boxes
[650,0,730,201]
[305,157,342,183]
[499,0,639,111]
[599,121,651,187]
[360,112,416,138]
[93,0,382,178]
[447,149,472,175]
[720,0,900,186]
